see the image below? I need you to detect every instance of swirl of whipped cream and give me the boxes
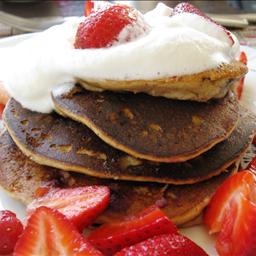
[0,3,239,113]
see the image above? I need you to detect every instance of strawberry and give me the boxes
[87,206,178,255]
[114,233,208,256]
[0,104,5,119]
[27,186,110,232]
[247,156,256,174]
[204,171,256,256]
[14,206,103,256]
[236,51,248,100]
[74,4,147,49]
[84,0,94,16]
[173,2,234,45]
[0,210,23,255]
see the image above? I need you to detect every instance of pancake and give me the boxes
[0,130,238,227]
[4,99,255,184]
[78,61,247,102]
[52,86,239,163]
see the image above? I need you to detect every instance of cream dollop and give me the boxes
[0,3,239,113]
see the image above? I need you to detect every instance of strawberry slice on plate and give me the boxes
[14,206,103,256]
[204,171,256,256]
[114,233,208,256]
[88,206,177,255]
[27,186,110,232]
[173,2,234,45]
[0,210,23,255]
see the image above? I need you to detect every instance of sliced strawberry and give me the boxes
[0,104,5,119]
[204,171,256,256]
[88,206,177,255]
[27,186,110,232]
[84,0,94,16]
[0,210,23,255]
[74,4,147,49]
[216,196,256,256]
[114,233,208,256]
[173,2,234,45]
[14,206,103,256]
[236,51,248,100]
[247,156,256,173]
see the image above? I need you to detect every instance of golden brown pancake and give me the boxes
[78,61,247,102]
[52,86,239,163]
[4,99,255,184]
[0,130,238,227]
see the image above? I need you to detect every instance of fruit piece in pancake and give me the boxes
[52,87,239,163]
[3,98,251,185]
[0,130,238,227]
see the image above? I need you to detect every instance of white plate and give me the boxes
[0,34,255,256]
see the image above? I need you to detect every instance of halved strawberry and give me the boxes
[0,210,23,255]
[114,233,208,256]
[87,206,177,255]
[173,2,234,45]
[74,4,147,49]
[14,206,103,256]
[204,171,256,256]
[27,186,110,232]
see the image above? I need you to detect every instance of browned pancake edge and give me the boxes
[3,99,256,184]
[52,86,239,163]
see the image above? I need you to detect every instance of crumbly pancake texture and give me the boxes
[4,99,255,184]
[53,86,239,162]
[0,130,238,226]
[78,61,247,102]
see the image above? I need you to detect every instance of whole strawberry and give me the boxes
[74,4,148,49]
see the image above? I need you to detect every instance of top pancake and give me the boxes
[3,99,255,184]
[78,61,247,102]
[52,86,239,162]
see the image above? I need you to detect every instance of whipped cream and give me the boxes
[0,3,240,113]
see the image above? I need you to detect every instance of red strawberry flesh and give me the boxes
[88,205,177,255]
[14,206,103,256]
[74,4,145,49]
[27,186,110,232]
[204,171,256,256]
[114,233,208,256]
[0,210,23,255]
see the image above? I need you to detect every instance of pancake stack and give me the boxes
[0,79,256,227]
